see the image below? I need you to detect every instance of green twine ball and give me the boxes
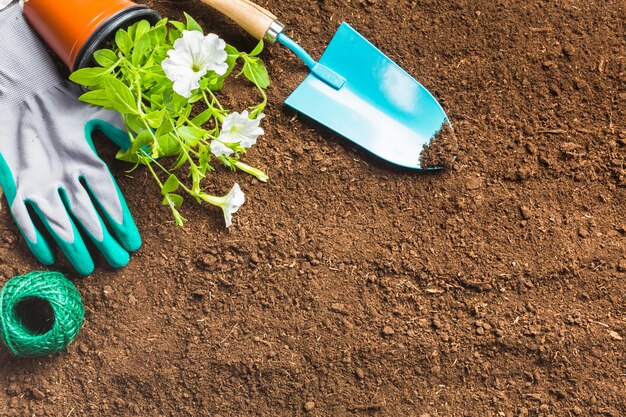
[0,271,84,357]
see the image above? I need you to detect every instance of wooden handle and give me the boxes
[199,0,278,41]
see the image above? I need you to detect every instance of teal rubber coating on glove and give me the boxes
[0,2,141,274]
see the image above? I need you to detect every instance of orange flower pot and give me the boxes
[24,0,160,71]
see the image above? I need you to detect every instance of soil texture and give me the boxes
[1,0,625,416]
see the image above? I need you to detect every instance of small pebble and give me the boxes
[103,285,114,299]
[304,401,316,412]
[355,368,365,380]
[562,44,576,58]
[519,206,532,220]
[330,303,349,315]
[31,388,45,401]
[382,326,395,336]
[542,61,558,70]
[78,342,90,355]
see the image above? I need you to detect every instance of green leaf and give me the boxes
[172,152,189,170]
[190,108,213,126]
[116,148,140,163]
[184,12,203,32]
[179,103,193,121]
[162,174,180,194]
[129,129,153,153]
[225,44,240,55]
[115,29,133,55]
[145,110,165,129]
[170,21,185,32]
[78,90,112,108]
[103,76,139,115]
[198,150,213,175]
[149,24,168,47]
[150,93,164,106]
[250,40,264,57]
[132,33,151,66]
[162,193,184,208]
[188,90,204,104]
[207,75,226,92]
[125,114,144,135]
[155,116,175,138]
[243,57,270,89]
[127,23,136,41]
[225,44,241,65]
[134,20,151,41]
[69,67,110,87]
[178,126,206,147]
[158,133,181,157]
[164,91,189,112]
[93,49,118,68]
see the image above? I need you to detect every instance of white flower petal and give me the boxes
[162,30,228,98]
[222,183,245,227]
[210,140,234,158]
[218,111,265,149]
[166,45,193,67]
[162,60,202,98]
[199,34,228,75]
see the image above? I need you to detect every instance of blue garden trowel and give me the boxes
[201,0,453,169]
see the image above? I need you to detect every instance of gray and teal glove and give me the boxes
[0,2,141,275]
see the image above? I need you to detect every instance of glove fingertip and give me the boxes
[21,228,56,265]
[111,206,142,253]
[124,229,142,253]
[27,241,56,265]
[74,257,95,276]
[108,249,130,269]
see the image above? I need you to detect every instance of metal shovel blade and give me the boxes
[284,23,450,170]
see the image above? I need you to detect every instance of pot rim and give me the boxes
[73,6,161,71]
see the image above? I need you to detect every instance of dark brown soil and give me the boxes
[1,0,625,416]
[420,122,458,169]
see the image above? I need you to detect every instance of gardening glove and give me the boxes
[0,2,141,275]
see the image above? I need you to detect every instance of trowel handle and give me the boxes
[198,0,284,43]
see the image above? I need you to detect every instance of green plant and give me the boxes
[70,13,270,227]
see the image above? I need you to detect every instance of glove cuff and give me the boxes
[0,2,64,109]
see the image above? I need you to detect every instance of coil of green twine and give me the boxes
[0,271,84,357]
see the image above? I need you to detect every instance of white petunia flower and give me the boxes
[161,30,228,98]
[220,183,245,227]
[198,183,245,227]
[210,140,234,158]
[218,111,265,148]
